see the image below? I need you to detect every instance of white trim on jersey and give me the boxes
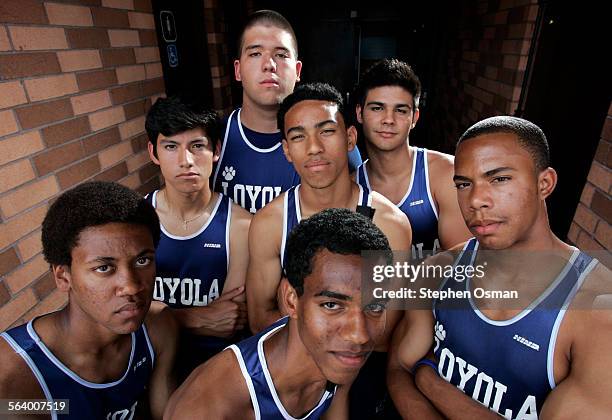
[547,257,598,389]
[1,332,58,420]
[153,191,224,241]
[280,190,290,269]
[26,320,136,389]
[141,323,155,369]
[396,147,418,208]
[294,184,302,223]
[257,321,332,420]
[467,249,580,327]
[227,345,262,420]
[225,201,232,271]
[212,109,235,188]
[422,148,439,220]
[237,109,282,153]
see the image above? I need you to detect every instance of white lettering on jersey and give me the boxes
[221,181,282,213]
[438,347,539,419]
[106,401,137,420]
[411,238,441,259]
[154,277,220,306]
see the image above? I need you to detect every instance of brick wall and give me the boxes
[429,0,538,151]
[0,0,165,330]
[204,0,233,115]
[567,103,612,266]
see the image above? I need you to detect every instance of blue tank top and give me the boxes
[433,238,598,419]
[356,148,439,259]
[212,109,300,213]
[227,317,336,420]
[280,184,373,268]
[146,191,231,356]
[1,318,154,420]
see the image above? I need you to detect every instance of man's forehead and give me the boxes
[242,24,296,52]
[455,133,534,172]
[288,100,340,120]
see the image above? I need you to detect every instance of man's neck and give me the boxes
[365,141,413,182]
[299,172,357,216]
[162,185,213,221]
[240,96,280,133]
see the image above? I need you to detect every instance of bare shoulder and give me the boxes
[165,348,253,419]
[0,334,45,400]
[425,149,455,186]
[230,201,252,233]
[572,260,612,312]
[251,192,284,227]
[144,306,178,352]
[370,191,409,225]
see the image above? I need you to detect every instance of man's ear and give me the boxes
[148,141,160,165]
[411,108,420,128]
[356,104,363,124]
[346,125,357,152]
[282,138,293,163]
[279,278,299,319]
[213,140,221,162]
[295,60,303,82]
[538,167,557,200]
[53,264,72,292]
[234,59,242,82]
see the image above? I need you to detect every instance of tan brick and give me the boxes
[118,115,145,141]
[128,11,154,29]
[32,271,56,300]
[70,90,111,115]
[41,116,91,147]
[134,46,159,63]
[587,162,611,192]
[0,0,47,25]
[574,203,598,233]
[580,182,596,206]
[45,3,93,27]
[92,7,129,28]
[576,231,604,252]
[567,222,580,244]
[21,289,67,323]
[15,98,73,130]
[57,156,101,189]
[108,29,140,47]
[89,106,126,131]
[94,161,128,183]
[99,140,133,169]
[0,81,27,109]
[131,132,149,152]
[0,289,37,331]
[5,254,48,294]
[594,221,611,250]
[133,0,152,12]
[57,50,102,72]
[126,149,149,172]
[16,229,42,262]
[66,27,110,49]
[123,98,147,119]
[33,141,85,176]
[145,62,162,79]
[0,52,61,79]
[119,172,140,189]
[100,48,135,67]
[0,205,47,249]
[0,282,10,306]
[0,248,20,277]
[142,77,164,96]
[0,176,59,218]
[103,0,135,9]
[9,26,68,51]
[116,64,145,84]
[0,130,44,166]
[77,69,117,92]
[24,73,78,102]
[0,110,18,137]
[0,159,36,194]
[110,83,143,104]
[0,26,11,51]
[138,29,157,47]
[82,127,121,154]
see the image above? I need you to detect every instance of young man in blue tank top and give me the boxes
[165,208,391,419]
[145,96,252,381]
[212,10,361,213]
[387,117,612,418]
[0,181,178,419]
[355,59,471,259]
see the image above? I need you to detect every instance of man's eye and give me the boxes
[321,129,335,135]
[276,53,289,59]
[136,256,153,267]
[94,265,112,273]
[290,135,304,141]
[321,302,340,310]
[164,144,176,150]
[248,52,261,57]
[455,182,470,190]
[365,302,386,314]
[192,143,206,150]
[492,176,511,183]
[396,108,408,114]
[370,106,383,112]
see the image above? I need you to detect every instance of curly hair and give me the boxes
[145,95,220,158]
[42,181,160,266]
[284,208,390,296]
[277,82,345,136]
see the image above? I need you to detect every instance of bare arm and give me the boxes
[321,384,350,420]
[245,203,284,333]
[146,307,179,420]
[429,152,472,250]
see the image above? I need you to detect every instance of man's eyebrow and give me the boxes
[453,174,471,182]
[286,125,305,136]
[484,167,516,177]
[244,44,262,51]
[365,101,411,108]
[314,119,337,129]
[314,290,352,301]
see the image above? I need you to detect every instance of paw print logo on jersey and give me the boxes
[222,166,236,181]
[433,321,446,352]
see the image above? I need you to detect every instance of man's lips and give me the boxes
[470,220,503,235]
[260,79,279,87]
[304,160,330,171]
[375,131,398,139]
[330,351,369,368]
[115,302,145,317]
[177,172,199,178]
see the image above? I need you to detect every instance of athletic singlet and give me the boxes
[227,317,336,420]
[356,148,439,259]
[433,238,598,419]
[212,109,299,213]
[280,184,373,268]
[1,318,154,420]
[146,191,231,357]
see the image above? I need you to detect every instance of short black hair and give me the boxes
[42,181,161,266]
[284,208,390,296]
[238,10,298,58]
[277,82,345,136]
[145,95,221,158]
[457,116,551,172]
[355,59,421,110]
